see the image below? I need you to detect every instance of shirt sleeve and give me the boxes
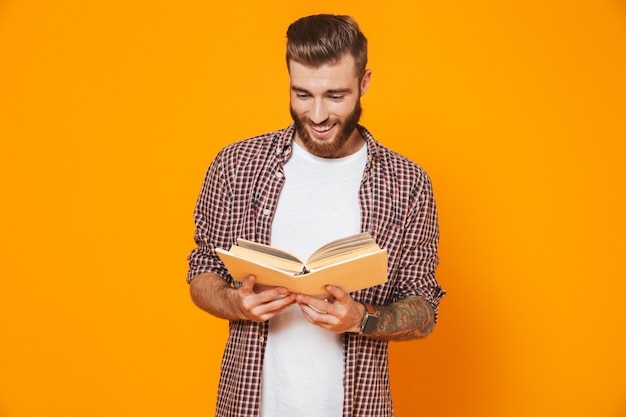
[394,171,446,320]
[187,150,234,284]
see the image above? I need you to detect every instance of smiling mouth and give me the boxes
[311,124,334,133]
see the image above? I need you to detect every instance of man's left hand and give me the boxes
[295,285,365,333]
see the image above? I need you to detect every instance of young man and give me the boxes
[187,14,445,417]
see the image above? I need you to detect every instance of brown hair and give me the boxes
[286,14,368,78]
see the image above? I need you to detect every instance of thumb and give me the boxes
[324,284,349,303]
[239,274,257,294]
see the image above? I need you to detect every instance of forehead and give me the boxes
[288,55,360,91]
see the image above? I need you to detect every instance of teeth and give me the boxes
[312,125,332,132]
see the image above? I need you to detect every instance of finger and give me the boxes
[299,302,328,319]
[256,285,291,303]
[299,303,338,328]
[267,293,297,311]
[239,274,257,294]
[296,293,328,313]
[245,290,296,322]
[242,275,290,301]
[323,284,350,304]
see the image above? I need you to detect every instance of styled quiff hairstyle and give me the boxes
[286,14,368,78]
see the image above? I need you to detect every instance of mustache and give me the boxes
[300,119,335,128]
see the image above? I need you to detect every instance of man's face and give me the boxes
[289,55,371,158]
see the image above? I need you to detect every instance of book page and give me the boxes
[228,245,305,275]
[307,232,380,269]
[306,247,377,271]
[236,238,302,263]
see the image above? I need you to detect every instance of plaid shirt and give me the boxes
[188,124,445,417]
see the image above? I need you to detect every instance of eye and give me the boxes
[330,95,344,102]
[295,93,310,99]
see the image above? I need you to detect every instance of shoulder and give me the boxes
[361,126,433,189]
[216,126,293,164]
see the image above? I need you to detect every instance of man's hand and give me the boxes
[234,275,297,322]
[189,272,296,322]
[295,285,365,333]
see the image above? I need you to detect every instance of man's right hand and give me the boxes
[189,272,295,322]
[233,275,296,322]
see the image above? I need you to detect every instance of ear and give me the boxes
[360,69,372,96]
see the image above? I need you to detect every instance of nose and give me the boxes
[309,99,329,125]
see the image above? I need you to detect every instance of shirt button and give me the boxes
[263,209,271,216]
[259,336,265,342]
[275,172,284,179]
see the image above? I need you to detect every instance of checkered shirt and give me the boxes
[187,124,445,417]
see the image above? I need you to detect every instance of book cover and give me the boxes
[215,233,388,296]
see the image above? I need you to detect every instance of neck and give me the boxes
[337,128,366,157]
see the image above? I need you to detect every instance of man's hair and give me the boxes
[286,14,368,78]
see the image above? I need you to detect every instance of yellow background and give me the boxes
[1,1,625,416]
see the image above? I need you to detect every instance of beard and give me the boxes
[290,99,362,158]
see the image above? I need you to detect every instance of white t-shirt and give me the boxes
[260,140,367,417]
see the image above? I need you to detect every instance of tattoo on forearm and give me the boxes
[373,296,435,340]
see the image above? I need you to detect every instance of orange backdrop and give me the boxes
[1,1,625,416]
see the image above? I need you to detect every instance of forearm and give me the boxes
[368,295,436,340]
[189,272,244,321]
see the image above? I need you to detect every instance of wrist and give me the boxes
[358,302,379,335]
[351,302,367,333]
[224,284,248,321]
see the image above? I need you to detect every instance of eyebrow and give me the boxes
[291,86,352,95]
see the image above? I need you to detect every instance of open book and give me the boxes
[215,232,388,296]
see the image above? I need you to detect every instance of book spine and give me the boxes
[294,266,310,276]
